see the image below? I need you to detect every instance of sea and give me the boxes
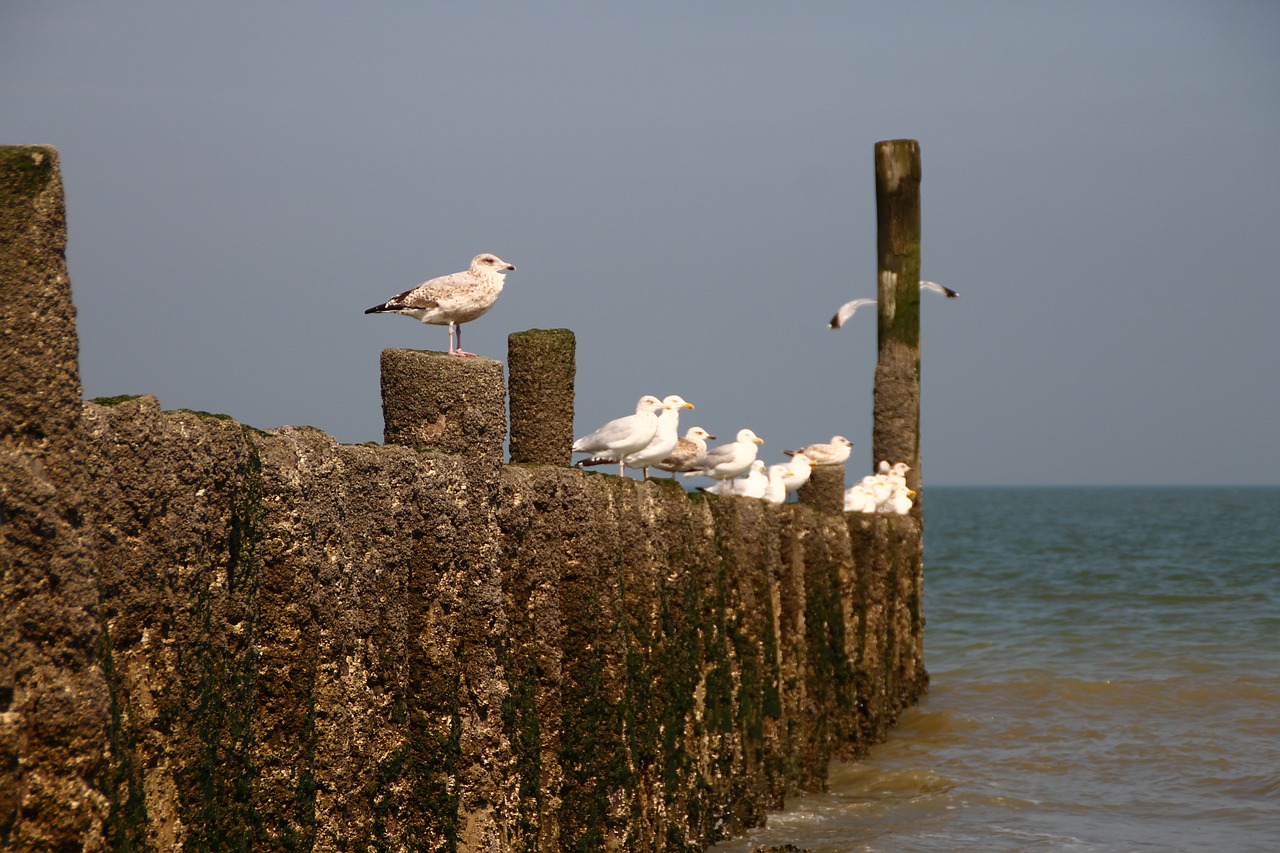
[712,487,1280,852]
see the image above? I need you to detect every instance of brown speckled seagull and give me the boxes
[652,426,716,477]
[784,435,853,466]
[365,253,515,356]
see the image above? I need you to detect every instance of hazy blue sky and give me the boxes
[4,2,1278,485]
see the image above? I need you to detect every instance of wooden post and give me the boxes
[872,140,922,514]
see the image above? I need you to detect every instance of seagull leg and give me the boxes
[453,322,478,357]
[446,322,457,355]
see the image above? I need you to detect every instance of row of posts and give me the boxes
[378,331,847,514]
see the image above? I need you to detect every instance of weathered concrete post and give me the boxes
[1,145,111,851]
[797,464,846,515]
[872,139,923,513]
[507,328,575,465]
[379,349,506,465]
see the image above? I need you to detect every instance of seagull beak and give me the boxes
[684,403,694,409]
[505,263,516,271]
[753,436,764,445]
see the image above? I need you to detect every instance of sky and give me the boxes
[3,2,1278,486]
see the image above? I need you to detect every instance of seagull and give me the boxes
[685,428,764,485]
[700,460,767,497]
[365,253,515,356]
[881,485,916,515]
[844,482,877,513]
[827,280,958,329]
[779,451,813,495]
[652,427,716,477]
[827,298,876,329]
[920,280,958,299]
[763,464,792,504]
[572,395,664,476]
[868,462,912,512]
[785,435,853,466]
[581,395,694,479]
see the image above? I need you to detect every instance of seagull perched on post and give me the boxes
[580,395,694,479]
[365,253,515,356]
[827,280,958,329]
[779,451,813,495]
[764,464,792,504]
[572,395,664,476]
[684,428,764,486]
[699,460,768,497]
[652,427,716,477]
[785,436,853,466]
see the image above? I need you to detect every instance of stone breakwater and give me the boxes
[1,145,926,852]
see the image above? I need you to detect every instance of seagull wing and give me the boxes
[574,413,654,454]
[920,280,959,298]
[415,269,482,304]
[829,298,876,329]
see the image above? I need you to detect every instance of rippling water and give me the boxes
[712,487,1280,852]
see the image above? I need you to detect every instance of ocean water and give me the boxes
[712,487,1280,852]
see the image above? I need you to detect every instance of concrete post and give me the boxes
[796,464,845,515]
[1,144,111,851]
[379,349,506,466]
[507,328,576,465]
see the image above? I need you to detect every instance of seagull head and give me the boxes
[662,395,694,411]
[736,428,764,445]
[635,395,664,414]
[472,253,516,274]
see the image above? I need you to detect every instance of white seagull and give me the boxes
[572,395,664,476]
[763,464,792,504]
[701,460,768,498]
[827,280,958,329]
[365,253,516,356]
[785,436,853,466]
[652,427,716,477]
[582,395,694,479]
[844,482,877,513]
[779,451,813,495]
[685,428,764,485]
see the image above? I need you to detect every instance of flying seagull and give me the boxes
[828,280,958,329]
[365,253,515,356]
